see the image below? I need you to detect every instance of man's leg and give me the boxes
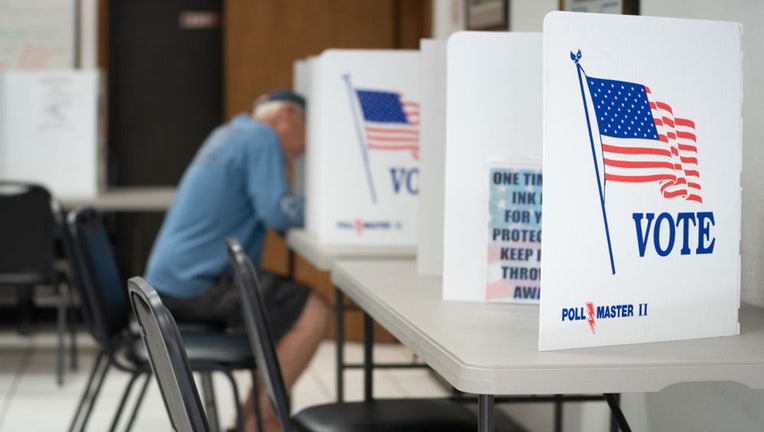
[243,292,330,432]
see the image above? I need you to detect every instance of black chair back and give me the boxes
[226,237,293,432]
[53,202,97,335]
[67,208,130,348]
[0,182,55,282]
[128,276,210,432]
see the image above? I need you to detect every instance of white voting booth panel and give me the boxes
[292,58,311,196]
[442,32,542,303]
[0,70,101,199]
[417,39,447,276]
[303,49,420,247]
[540,12,742,350]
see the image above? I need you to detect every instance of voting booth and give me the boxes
[539,12,742,350]
[416,39,447,276]
[0,70,102,198]
[442,32,543,303]
[298,49,420,247]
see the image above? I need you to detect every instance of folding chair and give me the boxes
[0,181,75,385]
[66,208,257,432]
[226,237,479,432]
[128,276,210,432]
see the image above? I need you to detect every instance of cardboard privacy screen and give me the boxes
[302,49,420,247]
[417,39,447,276]
[540,12,742,350]
[442,32,542,302]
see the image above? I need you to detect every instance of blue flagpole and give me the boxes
[572,51,616,275]
[342,73,377,204]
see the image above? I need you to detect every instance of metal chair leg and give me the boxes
[220,371,246,432]
[57,276,66,386]
[108,371,144,431]
[68,351,110,432]
[66,274,79,371]
[123,373,152,431]
[69,293,79,371]
[250,369,264,432]
[200,372,221,432]
[17,285,33,335]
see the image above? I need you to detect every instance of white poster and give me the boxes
[539,12,742,350]
[304,49,420,247]
[442,31,542,302]
[0,70,101,198]
[0,0,76,69]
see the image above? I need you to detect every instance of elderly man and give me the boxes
[145,89,329,432]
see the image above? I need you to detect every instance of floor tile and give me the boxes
[0,330,457,432]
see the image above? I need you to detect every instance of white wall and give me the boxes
[510,0,557,31]
[432,0,466,39]
[433,0,557,37]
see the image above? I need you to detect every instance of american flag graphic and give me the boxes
[586,77,702,203]
[355,89,420,160]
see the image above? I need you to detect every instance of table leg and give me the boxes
[478,394,494,432]
[57,278,66,386]
[554,394,563,432]
[363,312,374,401]
[604,393,631,432]
[335,288,345,402]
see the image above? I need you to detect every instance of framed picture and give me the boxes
[466,0,509,31]
[559,0,639,15]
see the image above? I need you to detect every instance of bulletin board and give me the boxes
[0,0,77,69]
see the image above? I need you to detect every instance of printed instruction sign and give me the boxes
[485,164,542,303]
[539,12,742,350]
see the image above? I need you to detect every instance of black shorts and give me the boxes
[158,272,310,341]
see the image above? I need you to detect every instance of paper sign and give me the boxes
[301,50,420,247]
[485,164,542,303]
[0,70,101,198]
[539,12,742,350]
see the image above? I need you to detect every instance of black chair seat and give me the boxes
[226,237,482,432]
[128,331,254,368]
[0,272,50,285]
[292,399,479,432]
[0,182,75,386]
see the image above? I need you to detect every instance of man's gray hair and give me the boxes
[252,99,304,120]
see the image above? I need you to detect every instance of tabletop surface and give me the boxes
[60,186,176,211]
[331,258,764,396]
[286,229,416,270]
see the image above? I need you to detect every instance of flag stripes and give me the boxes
[587,77,702,203]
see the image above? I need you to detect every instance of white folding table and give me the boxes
[286,229,417,401]
[331,258,764,431]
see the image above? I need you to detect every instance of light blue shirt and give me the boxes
[145,114,304,298]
